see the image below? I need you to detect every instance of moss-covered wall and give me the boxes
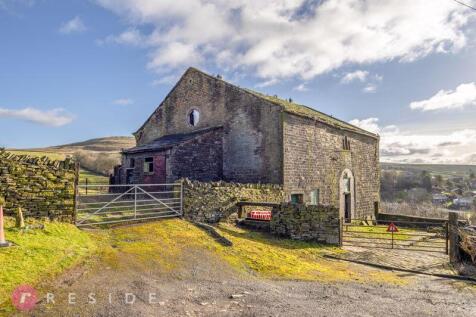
[182,178,284,223]
[0,150,78,221]
[271,203,340,244]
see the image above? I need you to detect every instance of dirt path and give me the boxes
[19,222,476,317]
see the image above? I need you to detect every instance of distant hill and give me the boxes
[381,162,476,178]
[38,136,136,154]
[7,137,136,180]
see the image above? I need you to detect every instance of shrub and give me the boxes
[73,150,120,176]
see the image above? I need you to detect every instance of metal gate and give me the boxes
[75,183,183,227]
[341,218,449,254]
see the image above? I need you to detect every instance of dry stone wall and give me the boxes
[271,203,340,244]
[182,178,284,223]
[0,150,78,221]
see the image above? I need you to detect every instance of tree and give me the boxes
[470,169,475,180]
[420,171,432,192]
[435,174,443,187]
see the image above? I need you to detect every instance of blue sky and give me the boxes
[1,0,476,164]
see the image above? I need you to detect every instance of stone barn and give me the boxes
[112,67,380,220]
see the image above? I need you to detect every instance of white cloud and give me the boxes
[340,70,369,84]
[95,0,473,81]
[350,117,476,164]
[410,82,476,111]
[0,107,74,127]
[113,98,134,106]
[98,28,145,46]
[293,83,309,92]
[363,84,377,93]
[59,16,87,34]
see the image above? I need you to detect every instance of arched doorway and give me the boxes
[339,169,355,223]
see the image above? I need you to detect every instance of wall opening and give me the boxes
[340,169,355,222]
[291,193,304,204]
[144,157,154,173]
[188,109,200,126]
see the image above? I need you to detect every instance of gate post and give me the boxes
[134,186,137,219]
[448,212,459,263]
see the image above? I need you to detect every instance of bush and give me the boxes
[73,150,120,176]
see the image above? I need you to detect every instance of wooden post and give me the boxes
[238,204,243,219]
[73,161,80,224]
[448,212,459,264]
[339,217,344,247]
[0,206,6,245]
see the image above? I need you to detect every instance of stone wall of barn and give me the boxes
[168,128,223,182]
[118,128,224,184]
[0,150,77,221]
[134,68,284,184]
[182,178,284,223]
[282,113,380,219]
[271,203,340,244]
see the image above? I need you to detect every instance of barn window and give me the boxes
[343,136,351,151]
[130,158,135,168]
[144,157,154,173]
[310,189,320,205]
[188,109,200,126]
[290,193,304,204]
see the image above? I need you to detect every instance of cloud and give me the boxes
[410,82,476,111]
[340,70,369,84]
[293,83,309,92]
[0,107,74,127]
[95,0,473,81]
[350,117,476,164]
[363,84,377,93]
[113,98,134,106]
[98,28,146,46]
[59,16,87,34]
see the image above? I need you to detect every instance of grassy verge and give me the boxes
[100,219,405,285]
[0,217,98,310]
[343,225,413,240]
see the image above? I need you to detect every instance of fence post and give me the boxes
[448,212,459,263]
[445,221,449,255]
[180,182,184,216]
[134,186,137,219]
[73,162,80,224]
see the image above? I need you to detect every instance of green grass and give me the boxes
[0,217,98,309]
[343,224,413,241]
[79,169,108,185]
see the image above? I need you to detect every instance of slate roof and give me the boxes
[135,67,378,139]
[123,126,222,154]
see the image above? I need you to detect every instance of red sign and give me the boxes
[248,211,272,221]
[386,222,399,233]
[11,285,38,311]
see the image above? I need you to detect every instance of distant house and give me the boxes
[470,180,476,190]
[453,197,474,210]
[432,194,448,205]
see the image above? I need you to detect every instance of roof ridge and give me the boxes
[188,67,378,139]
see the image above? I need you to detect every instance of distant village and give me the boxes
[381,168,476,212]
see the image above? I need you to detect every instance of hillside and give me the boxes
[33,136,135,154]
[8,136,135,182]
[381,162,476,178]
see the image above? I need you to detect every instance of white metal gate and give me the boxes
[75,183,182,227]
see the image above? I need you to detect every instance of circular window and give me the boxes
[188,109,200,126]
